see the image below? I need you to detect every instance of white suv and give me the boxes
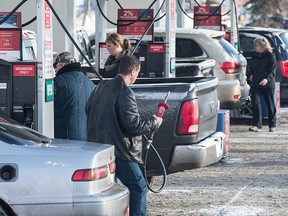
[154,28,250,110]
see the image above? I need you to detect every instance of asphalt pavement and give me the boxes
[147,107,288,216]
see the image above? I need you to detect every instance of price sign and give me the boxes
[117,9,154,41]
[194,6,221,30]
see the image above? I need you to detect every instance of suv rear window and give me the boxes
[279,32,288,51]
[239,32,263,52]
[176,38,204,58]
[154,36,207,58]
[239,31,288,61]
[219,38,239,57]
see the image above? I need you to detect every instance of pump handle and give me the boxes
[155,91,170,118]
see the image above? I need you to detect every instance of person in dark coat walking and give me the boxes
[100,33,132,78]
[86,55,162,216]
[248,37,277,132]
[53,52,95,140]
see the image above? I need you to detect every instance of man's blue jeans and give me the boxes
[115,158,147,216]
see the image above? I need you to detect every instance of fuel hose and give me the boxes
[142,91,170,193]
[143,134,167,193]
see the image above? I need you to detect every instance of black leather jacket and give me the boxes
[85,75,158,163]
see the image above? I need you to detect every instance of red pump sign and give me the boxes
[193,6,221,30]
[0,12,22,61]
[117,9,154,41]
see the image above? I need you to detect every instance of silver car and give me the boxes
[0,116,129,216]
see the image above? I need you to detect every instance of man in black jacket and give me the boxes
[54,52,95,140]
[86,55,162,216]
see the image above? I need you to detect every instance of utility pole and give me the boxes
[165,0,176,78]
[94,1,107,71]
[229,0,238,50]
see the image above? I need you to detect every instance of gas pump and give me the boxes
[0,1,54,137]
[0,59,12,117]
[132,42,165,78]
[0,12,37,128]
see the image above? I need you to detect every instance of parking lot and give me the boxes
[147,107,288,216]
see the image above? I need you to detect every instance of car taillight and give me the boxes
[234,95,240,100]
[72,166,108,181]
[177,99,199,135]
[280,60,288,77]
[109,162,116,174]
[223,32,231,41]
[220,62,240,74]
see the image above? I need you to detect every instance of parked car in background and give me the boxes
[153,28,250,110]
[231,27,288,104]
[0,115,129,216]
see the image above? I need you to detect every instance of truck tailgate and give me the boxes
[132,77,220,175]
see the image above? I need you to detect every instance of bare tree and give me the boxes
[243,0,284,28]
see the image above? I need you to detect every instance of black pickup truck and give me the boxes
[92,76,225,178]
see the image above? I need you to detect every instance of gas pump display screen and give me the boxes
[0,12,21,28]
[0,15,18,26]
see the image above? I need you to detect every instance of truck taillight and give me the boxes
[72,165,109,181]
[280,60,288,77]
[220,62,240,74]
[177,99,199,135]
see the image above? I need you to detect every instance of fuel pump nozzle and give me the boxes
[155,91,170,118]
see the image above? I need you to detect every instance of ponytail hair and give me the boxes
[123,38,132,51]
[105,33,132,51]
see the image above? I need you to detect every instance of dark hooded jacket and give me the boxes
[54,62,95,141]
[249,51,276,88]
[85,75,158,163]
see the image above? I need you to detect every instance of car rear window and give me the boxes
[0,122,49,145]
